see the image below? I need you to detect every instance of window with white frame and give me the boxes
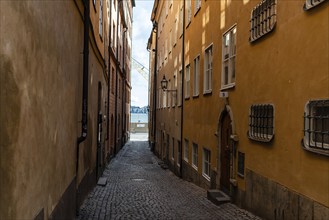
[185,64,190,98]
[204,45,212,93]
[172,137,175,160]
[192,143,198,170]
[186,0,192,25]
[169,29,172,53]
[202,148,211,180]
[99,0,103,37]
[179,4,183,38]
[193,55,200,97]
[168,79,171,108]
[184,139,189,162]
[174,17,178,46]
[248,104,274,142]
[222,25,236,89]
[194,0,201,14]
[163,87,167,108]
[250,0,277,43]
[304,0,327,10]
[177,141,181,166]
[178,69,182,106]
[173,71,177,107]
[303,99,329,156]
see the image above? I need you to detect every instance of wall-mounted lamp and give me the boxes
[161,75,177,92]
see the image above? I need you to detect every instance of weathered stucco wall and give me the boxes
[0,1,83,219]
[151,0,328,218]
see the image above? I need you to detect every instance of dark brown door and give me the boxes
[220,112,232,192]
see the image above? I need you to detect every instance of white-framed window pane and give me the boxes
[248,104,274,142]
[204,45,212,93]
[177,141,181,166]
[303,99,329,156]
[184,139,189,162]
[193,56,200,96]
[202,148,211,180]
[185,65,190,98]
[99,0,103,37]
[172,137,175,160]
[192,143,198,169]
[222,26,237,88]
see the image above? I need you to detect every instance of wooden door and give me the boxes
[220,112,232,192]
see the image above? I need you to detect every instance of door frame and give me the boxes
[217,105,237,194]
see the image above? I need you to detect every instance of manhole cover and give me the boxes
[131,178,145,181]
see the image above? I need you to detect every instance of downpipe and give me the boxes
[77,0,90,174]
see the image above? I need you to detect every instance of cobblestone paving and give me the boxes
[77,140,262,220]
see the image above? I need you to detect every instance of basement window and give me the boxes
[249,0,277,43]
[304,0,327,10]
[303,99,329,156]
[248,104,274,142]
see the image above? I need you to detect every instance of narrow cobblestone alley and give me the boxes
[77,138,261,220]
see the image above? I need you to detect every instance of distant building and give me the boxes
[0,0,134,219]
[148,0,328,219]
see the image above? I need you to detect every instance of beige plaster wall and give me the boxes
[0,1,83,219]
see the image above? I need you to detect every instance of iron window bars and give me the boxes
[249,0,277,43]
[248,104,274,142]
[304,0,327,11]
[303,99,329,156]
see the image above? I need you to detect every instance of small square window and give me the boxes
[248,104,274,142]
[303,99,329,156]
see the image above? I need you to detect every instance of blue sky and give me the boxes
[131,0,154,107]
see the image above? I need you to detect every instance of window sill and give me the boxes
[185,96,190,100]
[192,94,199,99]
[302,139,329,157]
[248,133,274,143]
[220,83,235,91]
[202,173,210,182]
[203,90,212,95]
[192,164,198,171]
[186,21,191,29]
[184,158,188,163]
[194,8,201,17]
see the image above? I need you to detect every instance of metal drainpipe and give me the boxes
[152,22,158,152]
[107,0,112,144]
[114,0,120,155]
[122,28,127,145]
[180,0,186,177]
[77,0,90,172]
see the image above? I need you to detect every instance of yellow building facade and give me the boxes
[148,0,329,219]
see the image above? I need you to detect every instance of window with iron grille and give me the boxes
[303,99,329,156]
[304,0,327,10]
[248,104,274,142]
[249,0,277,43]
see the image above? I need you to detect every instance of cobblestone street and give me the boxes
[77,138,261,220]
